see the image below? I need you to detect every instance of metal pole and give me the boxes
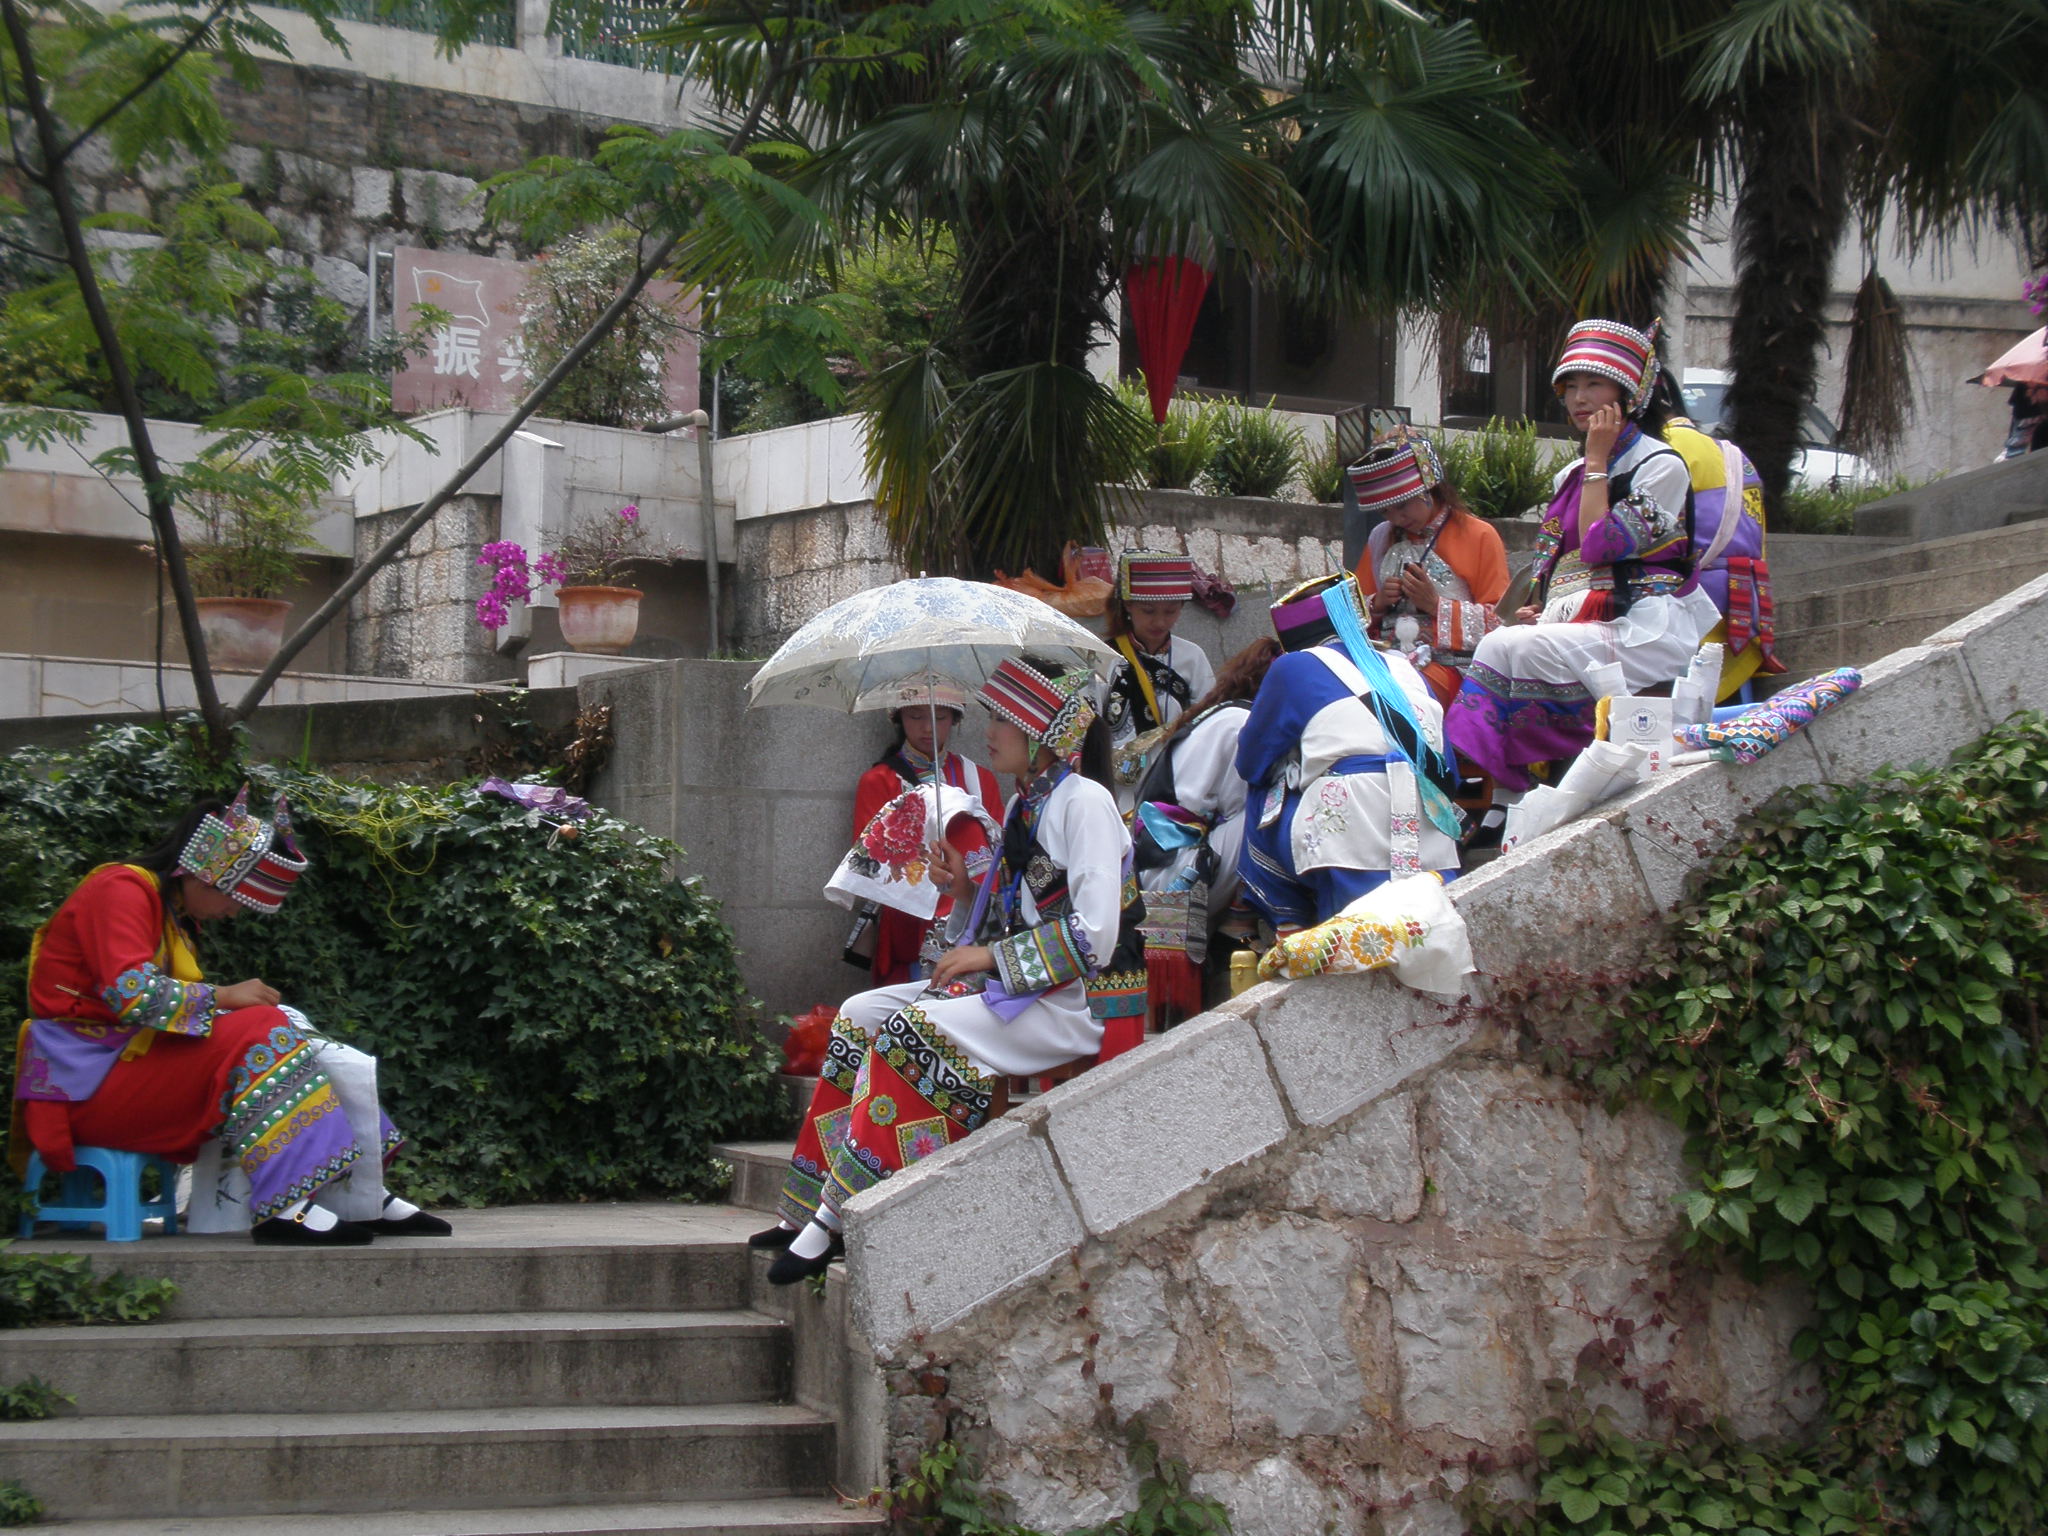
[684,408,722,656]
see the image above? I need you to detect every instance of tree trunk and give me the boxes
[1721,77,1853,519]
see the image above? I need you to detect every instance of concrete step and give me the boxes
[49,1495,884,1535]
[716,1143,798,1218]
[5,1402,838,1522]
[0,1309,789,1416]
[16,1204,761,1320]
[1775,518,2048,600]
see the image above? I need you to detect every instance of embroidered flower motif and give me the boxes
[867,1095,898,1127]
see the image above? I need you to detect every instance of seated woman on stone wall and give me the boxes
[1351,430,1510,709]
[753,656,1141,1284]
[13,791,449,1245]
[1236,572,1463,935]
[1130,636,1280,1031]
[1446,319,1719,800]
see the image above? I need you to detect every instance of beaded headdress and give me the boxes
[1269,572,1371,654]
[178,786,309,914]
[979,658,1098,763]
[1552,318,1662,418]
[1346,429,1445,514]
[1118,551,1197,604]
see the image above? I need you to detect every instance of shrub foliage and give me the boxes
[1473,713,2048,1535]
[0,724,780,1207]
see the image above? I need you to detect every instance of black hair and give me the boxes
[1639,366,1684,438]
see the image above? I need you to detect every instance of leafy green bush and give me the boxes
[1202,397,1302,500]
[0,1250,175,1327]
[1299,428,1348,505]
[1437,416,1571,520]
[1108,379,1220,491]
[0,1376,70,1421]
[0,724,781,1207]
[1777,475,1913,535]
[0,1479,39,1526]
[1480,713,2048,1536]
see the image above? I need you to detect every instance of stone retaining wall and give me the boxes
[839,571,2048,1533]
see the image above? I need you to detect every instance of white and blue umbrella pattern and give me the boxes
[746,577,1120,713]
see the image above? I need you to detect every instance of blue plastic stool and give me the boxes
[19,1148,179,1242]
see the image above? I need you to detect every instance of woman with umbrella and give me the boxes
[845,675,1003,985]
[758,656,1139,1285]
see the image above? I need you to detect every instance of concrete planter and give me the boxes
[556,585,641,654]
[194,596,292,671]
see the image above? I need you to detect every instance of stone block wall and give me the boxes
[837,568,2048,1533]
[348,494,509,683]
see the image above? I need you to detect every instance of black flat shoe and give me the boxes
[251,1215,374,1246]
[360,1210,453,1237]
[766,1234,844,1286]
[749,1224,799,1250]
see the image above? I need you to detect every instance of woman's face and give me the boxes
[984,717,1037,778]
[899,705,956,758]
[176,874,243,922]
[1128,600,1184,652]
[1560,373,1626,433]
[1384,492,1438,535]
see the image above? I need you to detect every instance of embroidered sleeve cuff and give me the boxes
[992,915,1095,994]
[1583,493,1684,565]
[102,963,216,1036]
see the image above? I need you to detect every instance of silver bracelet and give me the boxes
[1583,470,1610,482]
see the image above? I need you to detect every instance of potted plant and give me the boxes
[476,502,678,654]
[179,484,316,670]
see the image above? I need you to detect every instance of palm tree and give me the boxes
[657,0,1562,578]
[1685,0,2048,510]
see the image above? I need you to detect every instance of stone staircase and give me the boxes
[0,1205,881,1535]
[1772,518,2048,677]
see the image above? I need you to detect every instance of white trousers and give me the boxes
[182,1014,391,1231]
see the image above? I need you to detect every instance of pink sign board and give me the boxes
[389,246,699,418]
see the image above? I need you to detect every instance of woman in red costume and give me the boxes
[13,790,446,1246]
[848,676,1003,985]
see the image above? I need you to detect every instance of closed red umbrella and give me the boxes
[1124,256,1212,423]
[1972,327,2048,388]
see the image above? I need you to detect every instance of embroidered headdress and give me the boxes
[1270,572,1371,653]
[178,786,309,914]
[1347,429,1445,514]
[979,658,1098,762]
[1552,318,1662,418]
[885,673,969,715]
[1118,551,1197,604]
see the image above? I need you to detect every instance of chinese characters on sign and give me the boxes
[389,247,699,417]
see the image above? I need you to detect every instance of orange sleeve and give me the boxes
[1449,517,1511,606]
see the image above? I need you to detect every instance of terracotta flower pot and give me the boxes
[555,585,642,655]
[194,596,292,671]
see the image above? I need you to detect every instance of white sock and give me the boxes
[271,1199,341,1232]
[381,1193,421,1220]
[814,1205,843,1233]
[788,1222,833,1260]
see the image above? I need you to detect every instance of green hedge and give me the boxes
[0,724,780,1207]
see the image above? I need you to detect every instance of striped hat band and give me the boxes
[177,785,309,914]
[1552,318,1660,416]
[1346,432,1443,514]
[1118,552,1196,603]
[979,658,1097,761]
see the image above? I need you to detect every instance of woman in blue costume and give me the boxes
[1235,572,1462,934]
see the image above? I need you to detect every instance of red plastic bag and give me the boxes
[781,1005,835,1076]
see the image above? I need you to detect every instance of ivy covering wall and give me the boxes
[0,723,780,1206]
[1473,714,2048,1536]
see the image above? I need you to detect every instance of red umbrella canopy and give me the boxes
[1124,256,1213,423]
[1975,327,2048,388]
